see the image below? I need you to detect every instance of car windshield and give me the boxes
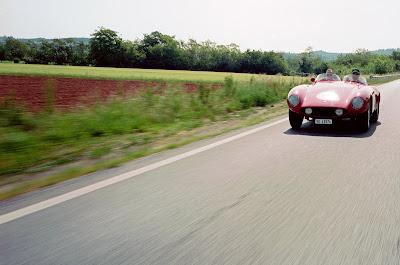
[343,75,368,85]
[316,73,341,82]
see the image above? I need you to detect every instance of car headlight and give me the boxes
[351,97,364,110]
[335,109,344,116]
[288,95,300,107]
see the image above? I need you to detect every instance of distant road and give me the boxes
[1,80,400,265]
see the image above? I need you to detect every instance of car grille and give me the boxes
[301,107,347,117]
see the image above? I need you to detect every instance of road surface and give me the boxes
[1,80,400,265]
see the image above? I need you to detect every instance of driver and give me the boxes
[325,69,334,80]
[321,68,338,81]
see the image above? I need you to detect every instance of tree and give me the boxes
[24,41,39,64]
[336,49,371,67]
[392,50,400,71]
[122,40,145,67]
[0,44,5,61]
[51,39,74,65]
[313,60,328,74]
[70,41,90,66]
[392,50,400,61]
[240,50,265,74]
[261,52,289,75]
[89,27,125,67]
[239,50,288,74]
[34,40,53,64]
[369,57,395,74]
[181,40,218,71]
[212,44,241,72]
[4,37,27,63]
[138,31,183,69]
[298,47,315,74]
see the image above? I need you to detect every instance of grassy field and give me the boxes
[0,63,306,83]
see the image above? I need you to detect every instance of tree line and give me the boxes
[1,27,399,75]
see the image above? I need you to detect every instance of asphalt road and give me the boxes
[1,80,400,265]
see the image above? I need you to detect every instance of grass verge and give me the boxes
[0,103,288,200]
[0,76,302,200]
[367,75,400,85]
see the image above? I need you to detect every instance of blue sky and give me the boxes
[1,0,399,53]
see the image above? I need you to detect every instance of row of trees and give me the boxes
[88,28,289,74]
[1,28,400,75]
[333,49,400,74]
[288,48,400,75]
[0,28,288,75]
[0,37,90,66]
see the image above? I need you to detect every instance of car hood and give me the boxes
[301,82,359,108]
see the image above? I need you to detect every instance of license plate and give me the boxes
[315,119,333,125]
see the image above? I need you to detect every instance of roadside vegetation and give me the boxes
[287,47,400,76]
[1,28,399,199]
[0,77,306,194]
[367,74,400,85]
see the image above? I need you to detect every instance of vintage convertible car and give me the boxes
[287,73,380,131]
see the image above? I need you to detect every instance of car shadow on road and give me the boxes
[284,121,381,138]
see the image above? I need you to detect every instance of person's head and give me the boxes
[326,69,333,76]
[352,68,360,80]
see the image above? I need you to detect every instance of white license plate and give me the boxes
[315,119,333,125]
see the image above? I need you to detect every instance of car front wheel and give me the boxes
[357,105,371,132]
[371,103,379,123]
[289,110,304,130]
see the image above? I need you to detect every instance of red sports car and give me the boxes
[287,73,380,131]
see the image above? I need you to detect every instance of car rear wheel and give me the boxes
[357,104,371,132]
[371,102,379,123]
[289,110,304,130]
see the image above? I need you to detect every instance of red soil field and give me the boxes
[0,75,216,112]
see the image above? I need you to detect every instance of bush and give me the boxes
[223,76,236,97]
[369,57,395,74]
[198,84,211,105]
[233,80,288,109]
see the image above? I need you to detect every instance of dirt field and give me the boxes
[0,75,211,111]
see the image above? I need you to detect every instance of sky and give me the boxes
[1,0,399,53]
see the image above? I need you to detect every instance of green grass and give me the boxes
[0,77,305,178]
[0,63,306,83]
[0,103,290,201]
[90,145,112,159]
[367,75,400,85]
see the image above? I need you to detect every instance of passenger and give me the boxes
[326,69,334,79]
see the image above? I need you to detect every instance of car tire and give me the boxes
[289,110,304,130]
[371,103,379,123]
[357,104,371,132]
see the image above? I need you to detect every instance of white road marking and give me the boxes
[0,117,288,225]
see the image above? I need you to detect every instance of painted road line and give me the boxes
[0,118,288,225]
